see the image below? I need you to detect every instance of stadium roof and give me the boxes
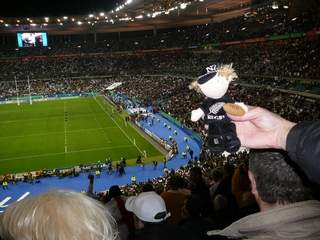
[0,0,119,17]
[0,0,252,34]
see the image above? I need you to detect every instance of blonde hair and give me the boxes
[189,64,238,92]
[0,190,117,240]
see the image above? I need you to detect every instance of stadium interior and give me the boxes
[0,0,320,239]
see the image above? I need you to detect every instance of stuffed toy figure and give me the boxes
[190,64,247,154]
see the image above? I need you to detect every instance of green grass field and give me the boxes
[0,96,163,175]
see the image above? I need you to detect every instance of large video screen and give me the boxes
[17,32,48,48]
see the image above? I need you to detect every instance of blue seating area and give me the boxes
[0,111,201,212]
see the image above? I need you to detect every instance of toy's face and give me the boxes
[198,75,230,99]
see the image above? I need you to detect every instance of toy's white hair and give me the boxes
[217,63,238,81]
[189,64,238,92]
[0,190,117,240]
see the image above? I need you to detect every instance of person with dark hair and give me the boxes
[119,165,125,176]
[209,168,223,198]
[208,151,320,239]
[136,155,142,164]
[231,162,258,218]
[210,164,238,227]
[152,160,158,170]
[188,167,213,217]
[106,185,134,240]
[161,175,190,224]
[180,194,216,240]
[87,174,95,197]
[189,149,194,160]
[142,183,155,192]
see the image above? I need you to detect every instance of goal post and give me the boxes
[14,76,20,106]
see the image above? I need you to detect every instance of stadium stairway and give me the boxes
[0,112,201,212]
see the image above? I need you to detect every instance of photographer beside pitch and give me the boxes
[228,106,320,184]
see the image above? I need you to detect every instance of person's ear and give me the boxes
[248,170,257,195]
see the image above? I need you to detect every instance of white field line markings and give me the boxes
[0,127,118,140]
[64,101,68,153]
[17,192,30,202]
[94,97,145,156]
[88,99,112,144]
[0,144,134,162]
[0,197,11,208]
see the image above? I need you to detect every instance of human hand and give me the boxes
[191,108,205,122]
[227,106,296,150]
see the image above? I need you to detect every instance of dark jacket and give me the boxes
[129,222,197,240]
[287,121,320,184]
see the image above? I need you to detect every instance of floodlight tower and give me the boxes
[14,76,20,106]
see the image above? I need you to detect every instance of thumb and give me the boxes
[227,106,262,122]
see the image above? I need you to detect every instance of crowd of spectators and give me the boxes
[0,0,319,56]
[2,148,320,239]
[0,38,319,91]
[1,2,320,238]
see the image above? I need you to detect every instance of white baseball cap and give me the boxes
[125,191,170,223]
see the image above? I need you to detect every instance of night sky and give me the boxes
[0,0,120,17]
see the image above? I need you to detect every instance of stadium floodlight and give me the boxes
[180,3,188,9]
[119,17,131,21]
[272,2,279,9]
[135,15,143,19]
[115,5,124,12]
[152,11,162,18]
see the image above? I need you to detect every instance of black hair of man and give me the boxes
[249,151,312,205]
